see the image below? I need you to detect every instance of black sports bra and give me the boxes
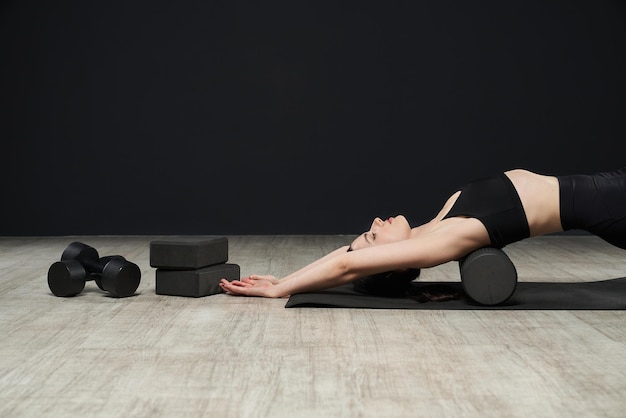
[443,172,530,248]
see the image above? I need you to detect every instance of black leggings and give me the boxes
[558,167,626,250]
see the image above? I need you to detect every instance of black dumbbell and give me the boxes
[47,242,141,298]
[459,247,517,306]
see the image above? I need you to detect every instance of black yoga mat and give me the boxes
[285,278,626,310]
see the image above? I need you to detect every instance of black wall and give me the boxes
[1,1,625,236]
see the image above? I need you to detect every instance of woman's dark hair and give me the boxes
[407,283,461,303]
[353,269,461,302]
[353,269,421,298]
[348,242,460,302]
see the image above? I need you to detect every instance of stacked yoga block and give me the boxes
[150,237,240,297]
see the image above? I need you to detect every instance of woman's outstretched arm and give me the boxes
[219,245,352,297]
[245,245,351,284]
[220,218,488,298]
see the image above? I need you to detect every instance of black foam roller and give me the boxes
[150,237,228,270]
[156,263,240,297]
[459,247,517,306]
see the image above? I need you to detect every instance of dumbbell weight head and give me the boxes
[50,242,99,295]
[61,242,100,265]
[48,260,87,297]
[98,257,141,298]
[92,256,127,291]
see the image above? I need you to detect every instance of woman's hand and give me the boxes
[219,275,282,298]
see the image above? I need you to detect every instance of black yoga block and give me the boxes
[156,263,240,297]
[150,237,228,270]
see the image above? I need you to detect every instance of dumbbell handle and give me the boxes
[82,256,126,276]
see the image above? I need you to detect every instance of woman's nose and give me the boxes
[371,217,384,232]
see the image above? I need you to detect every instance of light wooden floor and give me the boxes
[1,235,625,418]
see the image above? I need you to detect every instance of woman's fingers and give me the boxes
[220,277,275,297]
[221,279,250,288]
[246,274,278,284]
[220,279,250,295]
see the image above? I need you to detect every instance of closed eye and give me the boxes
[364,232,376,244]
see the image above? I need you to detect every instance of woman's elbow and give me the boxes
[334,256,359,283]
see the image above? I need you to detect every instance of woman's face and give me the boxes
[350,215,412,250]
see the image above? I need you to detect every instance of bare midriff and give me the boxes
[504,169,563,237]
